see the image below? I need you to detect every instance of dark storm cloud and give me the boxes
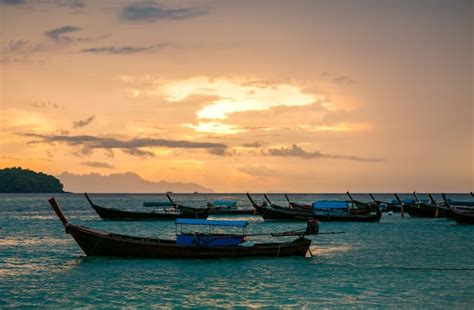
[80,44,168,55]
[72,115,95,128]
[265,144,382,162]
[20,133,228,158]
[121,2,207,22]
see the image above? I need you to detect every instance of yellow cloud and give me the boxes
[0,109,55,134]
[299,122,372,132]
[184,121,245,135]
[128,76,322,120]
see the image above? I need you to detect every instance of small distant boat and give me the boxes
[85,193,209,220]
[49,197,316,258]
[247,193,381,222]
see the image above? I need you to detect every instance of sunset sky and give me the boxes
[1,0,472,192]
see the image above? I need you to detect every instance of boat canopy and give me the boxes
[175,218,248,228]
[313,201,349,209]
[211,200,237,206]
[143,201,174,207]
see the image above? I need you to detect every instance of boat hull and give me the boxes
[92,205,208,221]
[405,203,447,218]
[449,207,474,224]
[208,208,256,215]
[67,224,311,258]
[252,204,381,222]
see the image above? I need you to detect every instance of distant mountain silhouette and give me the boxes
[58,172,214,193]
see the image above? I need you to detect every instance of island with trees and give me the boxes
[0,167,65,193]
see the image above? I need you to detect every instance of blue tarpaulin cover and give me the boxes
[175,218,248,227]
[313,201,349,209]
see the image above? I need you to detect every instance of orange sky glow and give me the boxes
[0,0,472,192]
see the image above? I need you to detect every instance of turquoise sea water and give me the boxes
[1,193,473,308]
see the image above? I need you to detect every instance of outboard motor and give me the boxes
[305,219,320,235]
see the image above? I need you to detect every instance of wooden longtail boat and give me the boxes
[394,193,447,218]
[345,192,383,215]
[85,193,209,221]
[169,195,255,215]
[49,198,313,258]
[206,205,256,215]
[368,194,401,213]
[247,193,382,222]
[284,194,313,211]
[442,194,474,224]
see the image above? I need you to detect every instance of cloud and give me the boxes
[44,25,82,43]
[121,3,207,22]
[243,142,264,148]
[207,147,232,157]
[2,25,101,63]
[81,161,114,169]
[265,144,382,162]
[0,39,44,63]
[184,121,245,135]
[298,122,372,132]
[54,0,84,9]
[123,148,155,157]
[333,76,356,85]
[0,0,85,8]
[44,25,105,44]
[80,44,168,55]
[20,133,228,158]
[125,76,323,121]
[30,101,59,109]
[1,40,28,53]
[72,115,95,128]
[0,0,26,6]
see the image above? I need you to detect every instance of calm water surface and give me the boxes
[1,193,473,308]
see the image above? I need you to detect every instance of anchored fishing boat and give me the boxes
[284,194,313,211]
[165,194,255,215]
[366,193,402,212]
[247,193,381,222]
[442,194,474,224]
[85,193,209,220]
[394,193,448,218]
[49,197,317,258]
[205,198,256,215]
